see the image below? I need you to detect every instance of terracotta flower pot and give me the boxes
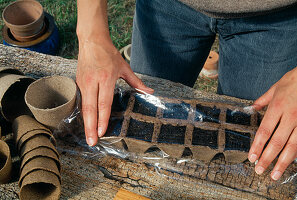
[2,0,44,41]
[13,23,46,42]
[2,12,60,55]
[200,51,219,79]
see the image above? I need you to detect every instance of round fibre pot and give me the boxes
[17,129,56,152]
[25,76,77,130]
[0,66,24,75]
[19,170,61,200]
[19,156,61,187]
[13,115,52,145]
[0,140,12,184]
[2,0,44,39]
[20,147,60,172]
[19,135,59,159]
[0,73,35,121]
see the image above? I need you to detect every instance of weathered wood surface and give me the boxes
[0,45,296,200]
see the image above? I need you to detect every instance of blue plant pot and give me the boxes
[2,12,60,55]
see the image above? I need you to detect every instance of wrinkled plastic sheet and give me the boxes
[54,88,297,199]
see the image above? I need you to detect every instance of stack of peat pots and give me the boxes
[0,127,12,184]
[0,67,34,121]
[2,0,59,55]
[0,67,74,200]
[0,66,33,187]
[15,75,77,200]
[12,115,61,200]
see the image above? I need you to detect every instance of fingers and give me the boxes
[249,69,297,180]
[254,115,294,175]
[97,79,115,138]
[121,65,154,94]
[270,128,297,180]
[253,85,276,111]
[80,81,99,146]
[248,102,282,163]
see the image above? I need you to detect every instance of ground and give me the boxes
[0,0,218,92]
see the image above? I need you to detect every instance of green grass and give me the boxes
[194,76,218,93]
[0,0,135,59]
[0,0,218,92]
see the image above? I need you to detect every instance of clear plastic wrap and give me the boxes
[54,87,297,200]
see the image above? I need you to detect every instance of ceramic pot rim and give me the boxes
[2,12,54,48]
[2,0,44,29]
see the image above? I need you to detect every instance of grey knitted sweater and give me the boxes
[178,0,297,18]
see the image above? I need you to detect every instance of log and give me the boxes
[0,45,296,200]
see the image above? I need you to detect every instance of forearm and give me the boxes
[76,0,112,46]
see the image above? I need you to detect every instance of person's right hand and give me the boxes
[76,40,154,146]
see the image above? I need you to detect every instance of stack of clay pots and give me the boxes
[13,115,61,200]
[2,0,59,55]
[0,127,12,184]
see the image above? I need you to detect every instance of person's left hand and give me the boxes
[249,67,297,181]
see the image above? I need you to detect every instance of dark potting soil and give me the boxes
[225,129,251,152]
[157,124,186,144]
[126,119,154,142]
[195,104,220,123]
[106,117,123,137]
[226,109,251,126]
[132,94,157,117]
[111,93,130,112]
[192,128,218,149]
[163,102,190,120]
[257,113,263,127]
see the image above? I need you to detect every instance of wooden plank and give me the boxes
[114,188,151,200]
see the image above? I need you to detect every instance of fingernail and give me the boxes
[87,137,96,146]
[255,160,258,165]
[98,127,103,137]
[147,87,154,92]
[271,171,282,181]
[252,104,261,110]
[249,154,257,163]
[255,166,265,175]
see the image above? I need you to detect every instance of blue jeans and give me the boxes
[130,0,297,100]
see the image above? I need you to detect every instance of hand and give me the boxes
[76,40,154,146]
[249,67,297,180]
